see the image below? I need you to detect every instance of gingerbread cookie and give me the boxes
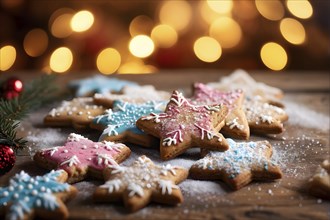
[308,160,330,200]
[190,138,282,190]
[94,85,170,108]
[0,170,77,220]
[44,97,105,130]
[34,133,131,183]
[136,91,229,160]
[191,83,249,140]
[207,69,284,107]
[69,75,138,96]
[91,100,166,147]
[94,155,188,212]
[244,96,288,135]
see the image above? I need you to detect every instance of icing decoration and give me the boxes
[69,75,138,96]
[95,156,187,211]
[190,138,282,190]
[137,91,229,160]
[0,170,74,220]
[36,133,128,182]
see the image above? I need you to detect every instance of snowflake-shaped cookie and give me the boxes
[91,100,166,147]
[191,83,250,140]
[33,133,131,183]
[190,138,282,190]
[136,91,229,160]
[0,170,77,220]
[94,155,188,212]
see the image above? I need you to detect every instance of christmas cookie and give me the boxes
[94,85,170,108]
[44,97,105,130]
[190,138,282,190]
[91,100,166,147]
[244,96,288,135]
[69,75,138,97]
[136,91,229,160]
[33,133,131,183]
[94,155,188,212]
[191,83,249,140]
[0,170,77,220]
[308,160,330,200]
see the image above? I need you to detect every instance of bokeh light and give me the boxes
[23,29,48,57]
[260,42,288,71]
[51,13,73,38]
[280,18,306,45]
[0,45,16,71]
[286,0,313,19]
[209,17,242,48]
[200,1,221,24]
[159,1,192,32]
[129,15,154,37]
[71,10,94,32]
[50,47,73,73]
[194,36,222,63]
[255,0,284,21]
[96,48,121,74]
[206,0,233,14]
[129,35,154,58]
[151,24,178,48]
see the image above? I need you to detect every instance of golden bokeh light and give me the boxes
[129,15,154,37]
[129,35,154,58]
[286,0,313,19]
[50,47,73,73]
[194,36,222,63]
[118,61,157,74]
[206,0,233,14]
[255,0,284,21]
[71,10,94,32]
[0,45,16,71]
[280,18,306,45]
[200,1,221,24]
[96,48,121,75]
[260,42,288,71]
[23,28,48,57]
[151,24,178,48]
[159,1,192,32]
[209,17,242,48]
[51,13,73,38]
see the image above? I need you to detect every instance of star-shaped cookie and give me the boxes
[44,97,105,130]
[94,85,170,108]
[91,100,166,147]
[33,133,131,183]
[136,91,229,160]
[94,155,188,212]
[0,170,77,220]
[308,160,330,199]
[244,96,288,134]
[69,75,138,96]
[191,83,250,140]
[190,138,282,190]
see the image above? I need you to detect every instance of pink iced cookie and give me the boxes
[34,133,131,183]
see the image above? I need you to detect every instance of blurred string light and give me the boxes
[129,15,154,36]
[260,42,288,71]
[286,0,313,19]
[0,45,16,71]
[49,8,74,38]
[71,10,94,32]
[280,18,306,45]
[194,36,222,63]
[96,48,121,74]
[23,29,48,57]
[49,47,73,73]
[129,35,154,58]
[118,60,157,74]
[151,24,178,48]
[206,0,233,14]
[255,0,284,21]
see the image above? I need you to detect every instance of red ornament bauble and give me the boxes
[3,77,24,93]
[0,145,16,176]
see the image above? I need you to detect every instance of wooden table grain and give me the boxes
[0,71,329,220]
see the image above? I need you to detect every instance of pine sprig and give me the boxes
[0,75,57,151]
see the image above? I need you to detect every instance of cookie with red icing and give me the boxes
[33,133,131,183]
[191,83,249,140]
[136,91,229,160]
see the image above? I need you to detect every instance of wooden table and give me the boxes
[1,70,329,220]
